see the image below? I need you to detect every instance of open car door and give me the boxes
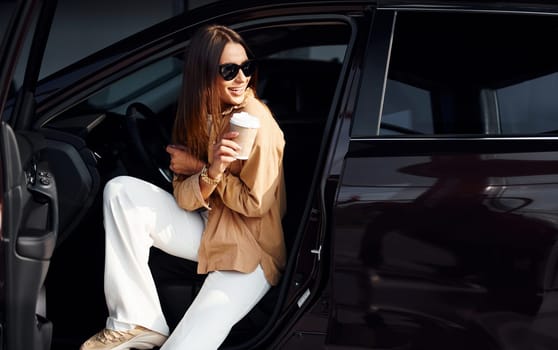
[0,0,59,349]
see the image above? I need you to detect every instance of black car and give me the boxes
[3,0,558,349]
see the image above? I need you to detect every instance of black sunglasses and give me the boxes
[218,60,256,81]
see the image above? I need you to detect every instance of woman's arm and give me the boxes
[200,131,240,200]
[172,131,241,210]
[216,102,285,217]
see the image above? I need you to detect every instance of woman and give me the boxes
[80,24,286,350]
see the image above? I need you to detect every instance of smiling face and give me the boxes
[217,42,251,106]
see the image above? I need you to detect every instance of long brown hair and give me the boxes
[172,24,256,162]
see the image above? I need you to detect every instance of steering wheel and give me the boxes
[125,102,173,189]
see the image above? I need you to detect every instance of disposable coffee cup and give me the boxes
[230,112,260,160]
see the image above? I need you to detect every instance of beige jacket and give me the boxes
[172,94,287,285]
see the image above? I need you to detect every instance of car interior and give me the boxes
[27,20,351,348]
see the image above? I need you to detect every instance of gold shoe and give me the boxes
[80,326,167,350]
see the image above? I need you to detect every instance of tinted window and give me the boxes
[241,22,349,123]
[39,0,180,81]
[0,0,17,89]
[382,80,433,135]
[86,56,183,115]
[270,45,346,62]
[0,0,16,39]
[498,73,558,134]
[381,11,558,136]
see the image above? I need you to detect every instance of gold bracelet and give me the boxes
[200,165,221,185]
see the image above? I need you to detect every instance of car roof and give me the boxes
[376,0,558,8]
[197,0,558,11]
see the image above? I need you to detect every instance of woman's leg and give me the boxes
[161,265,270,350]
[102,176,204,336]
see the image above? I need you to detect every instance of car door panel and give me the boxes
[0,0,61,349]
[326,5,558,348]
[330,138,558,349]
[13,129,57,258]
[2,122,56,350]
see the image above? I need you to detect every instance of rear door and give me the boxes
[0,1,59,349]
[329,7,558,350]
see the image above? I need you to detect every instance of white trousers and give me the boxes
[102,176,270,350]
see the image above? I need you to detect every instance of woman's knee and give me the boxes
[103,176,146,201]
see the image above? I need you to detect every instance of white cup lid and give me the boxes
[230,112,261,128]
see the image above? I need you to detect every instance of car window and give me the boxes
[3,0,183,121]
[497,73,558,134]
[270,45,346,62]
[1,0,38,123]
[380,11,558,137]
[87,56,183,115]
[0,0,17,39]
[382,80,433,135]
[0,0,17,95]
[38,0,180,82]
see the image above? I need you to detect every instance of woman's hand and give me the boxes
[166,144,205,176]
[208,131,240,179]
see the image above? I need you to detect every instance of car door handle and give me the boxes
[16,162,58,260]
